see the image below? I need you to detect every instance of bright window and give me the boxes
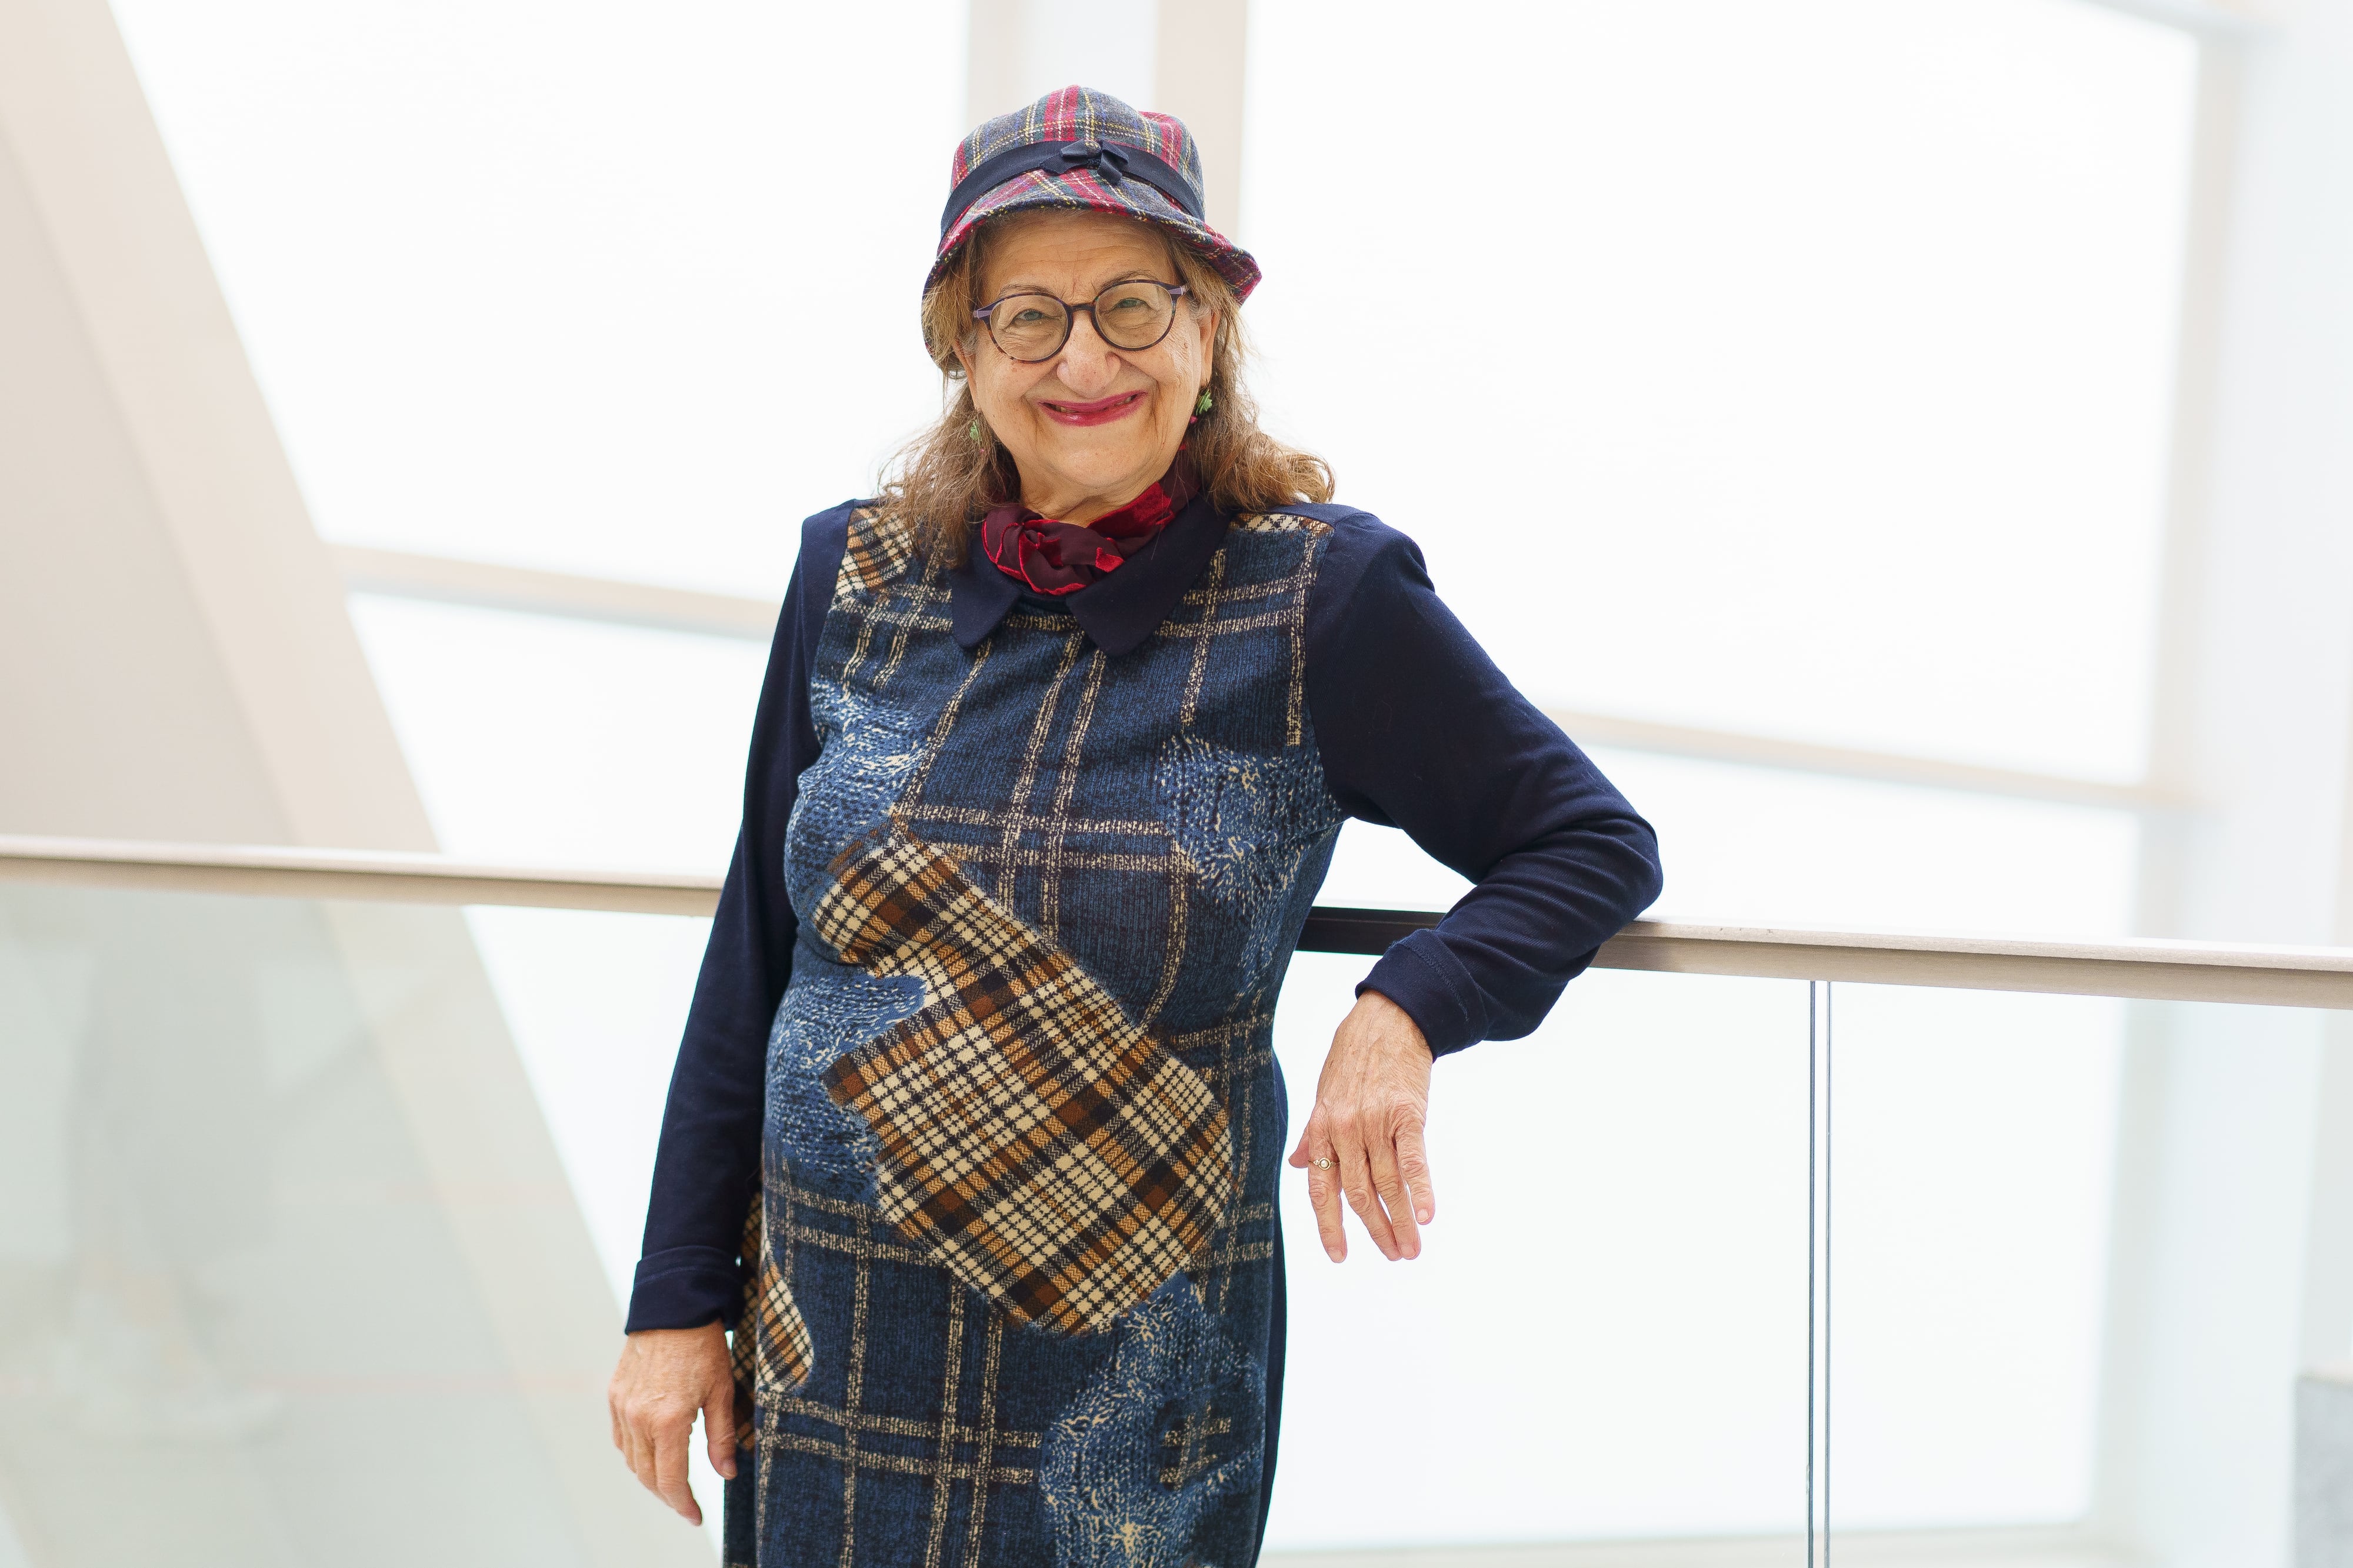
[110,0,966,595]
[1241,0,2194,1544]
[1243,0,2195,784]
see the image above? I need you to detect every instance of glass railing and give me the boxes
[2,834,2348,1567]
[0,880,704,1566]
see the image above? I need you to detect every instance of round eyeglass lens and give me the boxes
[1091,281,1177,349]
[988,295,1072,360]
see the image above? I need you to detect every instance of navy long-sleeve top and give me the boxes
[626,497,1663,1332]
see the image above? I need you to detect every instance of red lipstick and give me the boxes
[1038,390,1147,426]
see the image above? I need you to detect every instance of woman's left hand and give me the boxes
[1287,990,1436,1262]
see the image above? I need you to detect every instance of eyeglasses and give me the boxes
[973,279,1190,362]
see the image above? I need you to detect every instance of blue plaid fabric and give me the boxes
[725,505,1340,1567]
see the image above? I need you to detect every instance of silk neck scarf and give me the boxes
[979,456,1199,597]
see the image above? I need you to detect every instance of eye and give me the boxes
[1006,305,1054,328]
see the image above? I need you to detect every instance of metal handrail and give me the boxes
[5,833,2351,1009]
[0,833,721,916]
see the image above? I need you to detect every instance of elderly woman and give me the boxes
[610,86,1661,1566]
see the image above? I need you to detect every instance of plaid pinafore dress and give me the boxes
[723,506,1344,1568]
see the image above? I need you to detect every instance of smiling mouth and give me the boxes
[1038,391,1147,425]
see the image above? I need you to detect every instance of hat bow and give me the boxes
[1056,141,1132,185]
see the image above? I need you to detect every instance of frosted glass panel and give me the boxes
[1813,985,2125,1527]
[1818,990,2335,1560]
[471,906,714,1302]
[1265,966,2125,1549]
[1266,962,1815,1549]
[1262,970,2331,1554]
[5,878,2333,1560]
[0,883,705,1565]
[1242,0,2195,782]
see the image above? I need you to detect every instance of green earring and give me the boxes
[968,419,986,443]
[1194,389,1214,416]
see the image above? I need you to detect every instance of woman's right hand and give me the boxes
[608,1323,736,1525]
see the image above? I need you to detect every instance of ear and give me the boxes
[1192,303,1219,378]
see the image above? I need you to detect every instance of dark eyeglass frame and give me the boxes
[972,278,1191,362]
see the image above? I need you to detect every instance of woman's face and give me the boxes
[956,209,1217,523]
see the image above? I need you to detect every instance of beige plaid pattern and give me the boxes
[813,825,1234,1334]
[838,511,918,603]
[730,1192,814,1444]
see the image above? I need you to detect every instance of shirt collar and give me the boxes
[949,489,1229,657]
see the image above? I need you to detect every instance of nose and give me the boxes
[1051,308,1122,397]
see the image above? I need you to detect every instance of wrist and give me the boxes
[1356,987,1432,1057]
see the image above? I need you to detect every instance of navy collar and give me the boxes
[948,491,1231,657]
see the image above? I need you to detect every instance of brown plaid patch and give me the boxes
[731,1192,814,1444]
[813,826,1234,1334]
[838,507,917,601]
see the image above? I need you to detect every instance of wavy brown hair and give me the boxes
[879,212,1333,565]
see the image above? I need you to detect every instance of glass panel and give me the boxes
[470,907,713,1302]
[1265,960,1817,1550]
[20,877,2325,1560]
[1819,985,2124,1527]
[0,882,713,1564]
[107,0,965,594]
[1826,986,2345,1562]
[468,904,727,1556]
[1242,0,2195,783]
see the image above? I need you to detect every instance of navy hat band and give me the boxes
[939,139,1205,241]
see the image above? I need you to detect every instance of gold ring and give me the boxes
[1311,1157,1334,1170]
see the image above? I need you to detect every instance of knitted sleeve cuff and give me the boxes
[1357,929,1489,1058]
[623,1245,741,1334]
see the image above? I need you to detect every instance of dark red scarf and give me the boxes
[980,459,1198,597]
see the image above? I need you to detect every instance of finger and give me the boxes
[1395,1109,1437,1226]
[609,1388,624,1452]
[1337,1120,1401,1261]
[626,1413,669,1502]
[653,1416,703,1525]
[1301,1120,1347,1263]
[1364,1122,1420,1260]
[706,1367,739,1481]
[625,1419,658,1493]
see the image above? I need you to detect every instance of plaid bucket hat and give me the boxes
[930,84,1261,302]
